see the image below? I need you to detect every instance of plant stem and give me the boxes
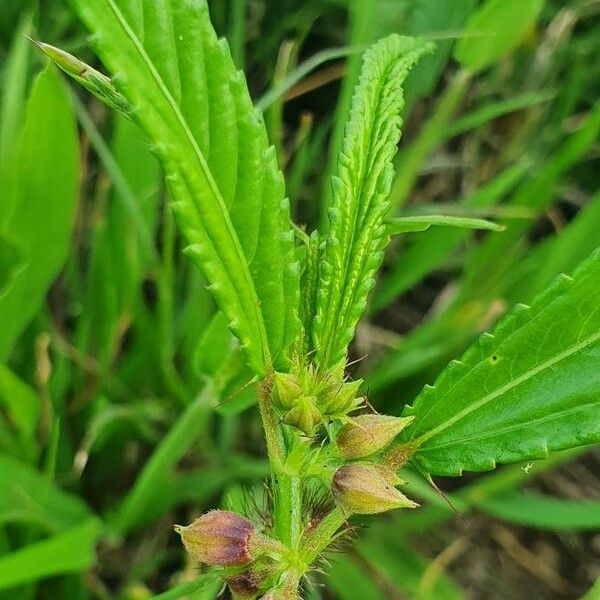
[300,507,347,565]
[257,378,302,549]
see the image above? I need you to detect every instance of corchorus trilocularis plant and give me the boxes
[40,2,600,598]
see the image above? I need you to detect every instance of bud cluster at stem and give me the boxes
[176,363,420,598]
[271,365,363,435]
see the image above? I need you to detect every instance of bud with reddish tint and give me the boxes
[336,414,414,459]
[227,571,261,599]
[331,463,418,514]
[175,510,257,566]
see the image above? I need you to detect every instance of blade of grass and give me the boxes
[109,386,215,536]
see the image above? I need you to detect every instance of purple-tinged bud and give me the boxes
[227,571,261,599]
[175,510,257,566]
[336,414,414,459]
[331,464,418,514]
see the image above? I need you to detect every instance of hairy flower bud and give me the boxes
[331,464,418,514]
[318,378,363,416]
[336,414,414,459]
[175,510,257,566]
[272,372,303,410]
[227,571,261,599]
[283,396,322,435]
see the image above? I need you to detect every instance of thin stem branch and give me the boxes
[300,507,347,565]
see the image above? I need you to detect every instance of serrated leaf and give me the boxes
[313,35,432,369]
[70,0,299,374]
[398,248,600,476]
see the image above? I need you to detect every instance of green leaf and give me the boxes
[373,161,527,312]
[356,537,464,600]
[476,490,600,532]
[0,14,31,215]
[0,66,80,360]
[109,387,214,535]
[0,364,39,444]
[0,234,22,298]
[398,248,600,476]
[385,215,504,234]
[454,0,544,72]
[313,35,432,369]
[0,517,102,591]
[401,0,475,107]
[0,455,93,532]
[326,555,387,600]
[70,0,300,373]
[151,573,221,600]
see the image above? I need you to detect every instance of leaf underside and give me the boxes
[399,248,600,476]
[313,35,432,369]
[71,0,300,374]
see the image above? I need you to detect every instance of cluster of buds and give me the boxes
[271,365,363,435]
[176,373,420,596]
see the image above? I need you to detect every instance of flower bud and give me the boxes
[227,571,261,599]
[283,396,322,435]
[175,510,257,566]
[318,379,363,416]
[272,372,302,410]
[336,414,414,459]
[331,464,418,514]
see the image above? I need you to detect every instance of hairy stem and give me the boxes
[258,378,302,549]
[300,507,348,565]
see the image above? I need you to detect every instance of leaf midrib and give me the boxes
[419,399,599,452]
[320,56,397,366]
[103,0,270,365]
[414,330,600,446]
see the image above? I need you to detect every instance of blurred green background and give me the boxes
[0,0,599,598]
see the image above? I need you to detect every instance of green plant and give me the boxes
[14,0,600,598]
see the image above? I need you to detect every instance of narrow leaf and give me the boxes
[313,35,432,369]
[454,0,544,72]
[0,234,22,298]
[477,490,600,532]
[0,517,102,591]
[0,455,92,532]
[0,66,80,360]
[385,215,504,234]
[398,248,600,475]
[0,364,38,443]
